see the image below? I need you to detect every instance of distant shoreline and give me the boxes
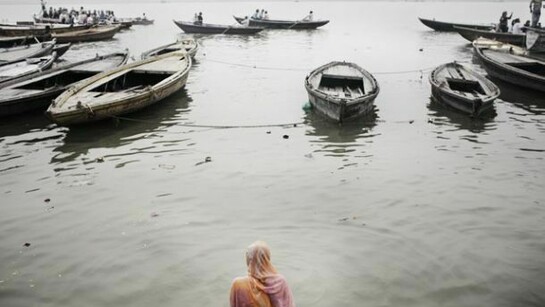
[0,0,533,4]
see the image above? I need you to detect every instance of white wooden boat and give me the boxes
[141,38,198,60]
[304,61,379,122]
[47,51,191,125]
[429,62,500,116]
[0,52,57,84]
[0,40,54,63]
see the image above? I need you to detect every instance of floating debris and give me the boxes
[338,217,349,222]
[23,243,31,247]
[96,157,105,163]
[409,120,414,124]
[158,164,175,170]
[44,198,50,203]
[195,156,212,166]
[283,135,289,139]
[150,212,159,218]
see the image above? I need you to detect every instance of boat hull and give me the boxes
[249,18,329,29]
[430,84,495,116]
[306,91,377,122]
[173,20,262,34]
[0,24,89,37]
[474,47,545,92]
[418,18,494,32]
[53,26,120,43]
[454,26,525,46]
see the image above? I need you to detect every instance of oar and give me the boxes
[287,20,301,30]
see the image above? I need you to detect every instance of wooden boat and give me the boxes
[234,16,329,29]
[141,38,198,60]
[472,38,528,55]
[473,44,545,92]
[304,61,379,122]
[53,43,71,58]
[526,28,545,52]
[0,34,52,48]
[454,26,525,46]
[131,17,154,25]
[173,20,263,35]
[0,52,57,84]
[33,16,62,24]
[429,62,500,116]
[418,17,494,32]
[47,51,191,125]
[52,25,120,43]
[0,52,128,117]
[0,41,54,63]
[0,24,89,37]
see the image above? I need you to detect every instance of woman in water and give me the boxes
[230,241,295,307]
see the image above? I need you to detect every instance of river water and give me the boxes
[1,1,545,307]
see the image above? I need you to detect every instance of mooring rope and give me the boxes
[111,115,304,129]
[204,58,444,75]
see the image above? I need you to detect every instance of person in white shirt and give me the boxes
[263,11,269,20]
[303,11,313,21]
[258,9,265,19]
[252,9,259,19]
[512,18,524,34]
[241,16,250,26]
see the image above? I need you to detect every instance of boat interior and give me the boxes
[16,70,97,90]
[318,74,365,99]
[89,70,172,93]
[446,78,485,95]
[506,61,545,76]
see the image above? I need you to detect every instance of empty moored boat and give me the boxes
[0,40,55,63]
[429,62,500,116]
[453,26,525,46]
[473,44,545,92]
[0,34,52,48]
[0,52,57,84]
[305,61,380,122]
[141,38,198,60]
[418,17,494,32]
[52,25,121,43]
[47,51,191,125]
[233,16,329,29]
[0,52,129,117]
[173,20,263,35]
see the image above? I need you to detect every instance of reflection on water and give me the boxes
[490,77,545,115]
[304,107,378,157]
[51,90,192,165]
[427,98,496,133]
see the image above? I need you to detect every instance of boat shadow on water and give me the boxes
[427,98,496,133]
[50,89,192,165]
[487,77,545,115]
[304,106,379,157]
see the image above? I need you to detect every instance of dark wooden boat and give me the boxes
[454,26,525,46]
[0,24,89,37]
[304,61,379,122]
[47,51,191,125]
[418,17,495,32]
[0,41,54,63]
[141,38,198,60]
[526,28,545,52]
[0,52,57,84]
[53,43,71,58]
[429,62,499,116]
[234,16,329,29]
[52,25,120,43]
[473,44,545,92]
[173,20,263,35]
[0,52,128,117]
[0,34,52,48]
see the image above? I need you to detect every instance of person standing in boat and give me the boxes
[498,11,513,32]
[530,0,543,27]
[259,9,265,20]
[230,241,295,307]
[193,12,199,24]
[196,12,203,25]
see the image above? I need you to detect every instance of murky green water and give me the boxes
[1,1,545,307]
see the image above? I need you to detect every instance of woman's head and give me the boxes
[246,241,278,280]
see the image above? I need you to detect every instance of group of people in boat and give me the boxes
[238,9,314,25]
[496,0,543,33]
[192,12,203,25]
[38,1,117,25]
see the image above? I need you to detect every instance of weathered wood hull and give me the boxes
[418,18,494,32]
[454,26,525,46]
[474,47,545,92]
[234,16,329,29]
[0,24,89,37]
[47,52,191,125]
[0,52,129,117]
[0,34,52,48]
[305,62,379,123]
[0,52,57,84]
[526,28,545,52]
[53,26,120,43]
[173,20,263,34]
[430,83,496,116]
[0,42,54,63]
[141,39,198,60]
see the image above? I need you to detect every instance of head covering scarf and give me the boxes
[245,241,295,307]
